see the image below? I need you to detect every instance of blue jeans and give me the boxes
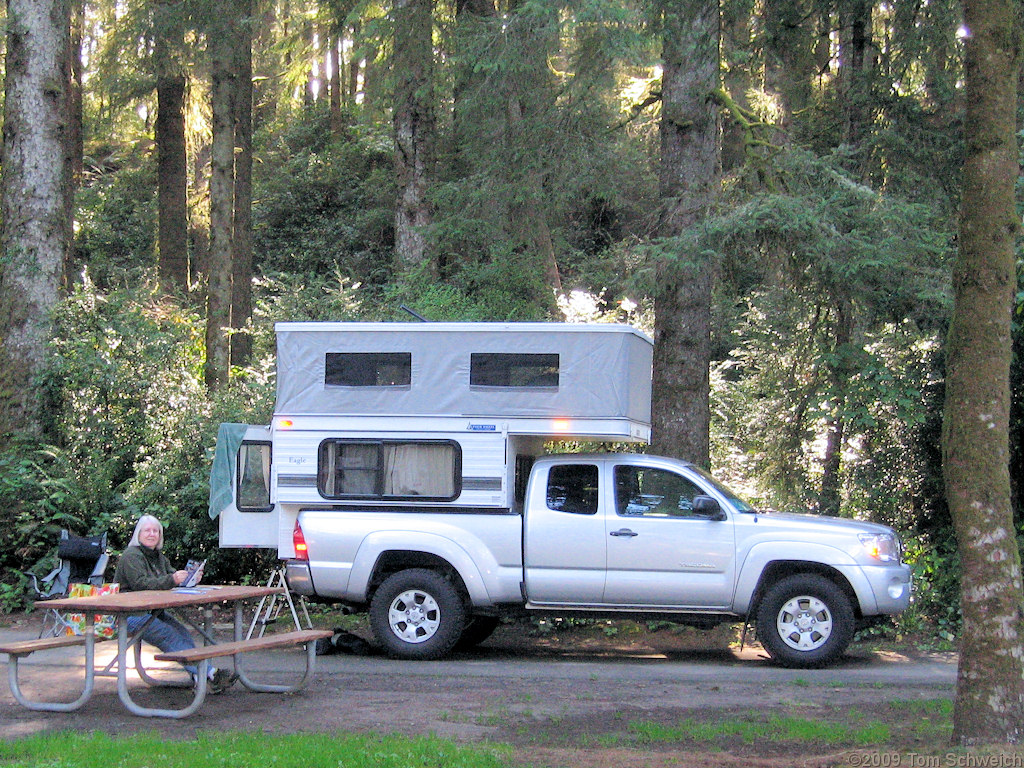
[127,612,203,679]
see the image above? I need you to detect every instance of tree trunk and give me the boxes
[303,21,316,106]
[392,0,435,274]
[329,32,344,133]
[230,0,254,368]
[69,0,83,182]
[0,0,73,436]
[205,6,237,390]
[838,0,872,159]
[349,19,361,103]
[942,0,1024,745]
[650,0,721,468]
[763,0,816,124]
[190,140,211,281]
[154,0,189,293]
[819,300,853,516]
[66,0,83,281]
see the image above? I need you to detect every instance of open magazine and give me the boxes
[182,559,206,588]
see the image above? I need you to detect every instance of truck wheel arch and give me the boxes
[749,561,860,621]
[367,550,473,607]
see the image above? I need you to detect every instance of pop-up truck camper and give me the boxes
[211,322,911,668]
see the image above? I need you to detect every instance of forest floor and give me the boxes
[1,610,1014,768]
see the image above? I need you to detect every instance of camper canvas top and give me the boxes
[273,322,653,434]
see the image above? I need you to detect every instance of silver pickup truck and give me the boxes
[286,452,912,668]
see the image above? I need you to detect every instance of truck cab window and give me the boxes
[546,464,598,515]
[614,466,704,518]
[237,442,272,512]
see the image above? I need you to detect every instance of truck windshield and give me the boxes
[688,466,756,513]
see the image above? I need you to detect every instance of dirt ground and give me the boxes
[0,611,975,768]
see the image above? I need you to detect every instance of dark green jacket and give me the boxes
[113,544,176,591]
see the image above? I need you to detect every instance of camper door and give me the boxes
[216,425,280,548]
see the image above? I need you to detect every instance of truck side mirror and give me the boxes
[693,495,725,520]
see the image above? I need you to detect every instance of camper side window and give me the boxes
[470,353,559,388]
[318,440,461,501]
[237,442,273,512]
[325,352,412,387]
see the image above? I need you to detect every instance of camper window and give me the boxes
[318,440,460,500]
[470,353,559,388]
[325,352,411,387]
[237,442,273,512]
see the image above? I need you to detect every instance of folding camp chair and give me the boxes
[26,530,110,638]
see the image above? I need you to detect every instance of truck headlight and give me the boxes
[858,532,901,563]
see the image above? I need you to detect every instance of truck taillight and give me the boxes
[293,521,309,560]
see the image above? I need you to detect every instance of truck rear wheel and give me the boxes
[370,569,465,660]
[756,573,854,668]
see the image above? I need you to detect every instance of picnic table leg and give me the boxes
[115,613,209,718]
[230,601,320,694]
[5,624,95,712]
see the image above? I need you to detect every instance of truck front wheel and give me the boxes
[756,574,854,668]
[370,569,466,660]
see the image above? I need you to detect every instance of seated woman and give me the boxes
[113,515,235,693]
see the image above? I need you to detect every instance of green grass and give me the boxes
[628,711,891,748]
[623,699,954,750]
[0,732,515,768]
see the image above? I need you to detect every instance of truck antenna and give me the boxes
[400,305,429,322]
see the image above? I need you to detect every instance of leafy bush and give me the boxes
[0,438,92,612]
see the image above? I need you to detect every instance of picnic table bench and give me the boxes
[155,629,332,693]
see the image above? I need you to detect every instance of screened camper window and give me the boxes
[470,353,559,388]
[237,442,273,512]
[325,352,411,387]
[318,440,460,500]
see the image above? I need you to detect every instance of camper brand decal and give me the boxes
[467,424,497,431]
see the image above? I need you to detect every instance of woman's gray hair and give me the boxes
[128,514,164,550]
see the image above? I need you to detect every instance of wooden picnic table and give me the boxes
[2,585,330,719]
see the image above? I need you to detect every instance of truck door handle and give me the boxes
[610,528,638,538]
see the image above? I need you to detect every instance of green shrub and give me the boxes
[0,437,91,612]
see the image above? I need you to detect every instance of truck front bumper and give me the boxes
[862,563,912,615]
[285,560,315,596]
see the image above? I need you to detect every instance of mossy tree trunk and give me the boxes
[942,0,1024,745]
[650,0,721,468]
[393,0,435,275]
[0,0,73,436]
[205,1,237,391]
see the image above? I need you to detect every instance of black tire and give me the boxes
[455,615,500,650]
[369,569,465,660]
[756,573,854,668]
